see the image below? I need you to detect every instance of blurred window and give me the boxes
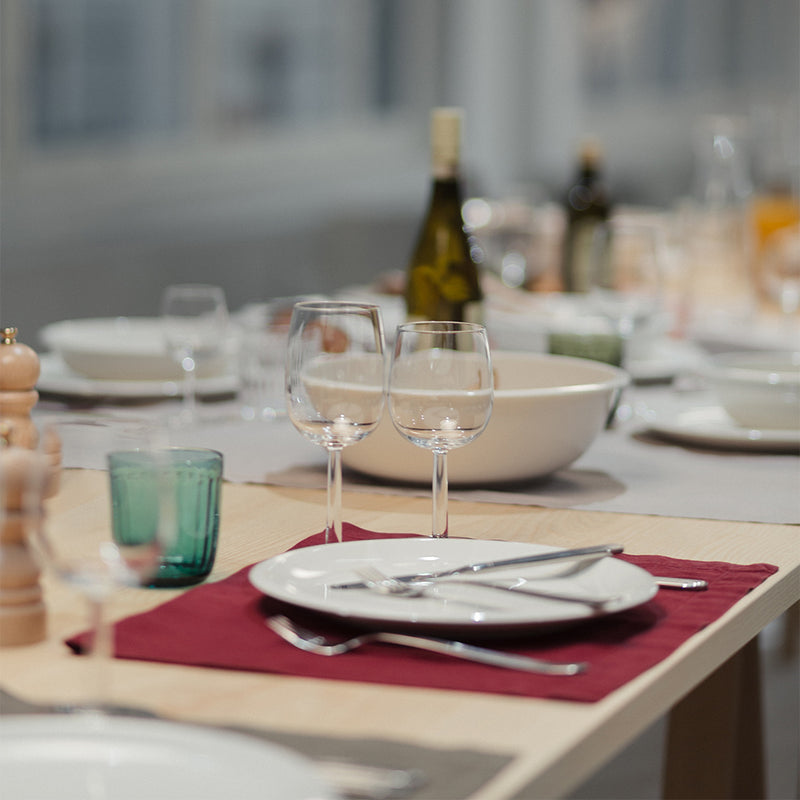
[27,0,405,148]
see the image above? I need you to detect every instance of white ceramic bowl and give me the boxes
[345,351,629,486]
[702,351,800,430]
[40,317,231,381]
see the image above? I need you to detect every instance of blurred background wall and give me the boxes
[1,0,798,343]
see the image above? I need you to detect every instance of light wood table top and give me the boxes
[2,468,798,799]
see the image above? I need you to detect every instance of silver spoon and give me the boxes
[266,615,587,676]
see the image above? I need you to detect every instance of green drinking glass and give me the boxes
[108,448,222,588]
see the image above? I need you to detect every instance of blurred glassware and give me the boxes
[463,197,539,290]
[692,114,753,208]
[681,114,755,331]
[747,100,800,311]
[586,219,666,362]
[32,419,171,711]
[161,285,229,425]
[236,303,291,421]
[760,225,800,339]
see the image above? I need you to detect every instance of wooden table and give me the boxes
[2,468,798,799]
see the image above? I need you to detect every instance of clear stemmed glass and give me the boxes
[588,220,664,341]
[286,301,386,544]
[388,321,493,538]
[161,284,229,424]
[29,419,173,712]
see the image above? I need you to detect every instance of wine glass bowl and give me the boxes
[286,301,385,543]
[388,321,493,537]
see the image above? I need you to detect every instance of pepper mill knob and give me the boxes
[0,327,41,391]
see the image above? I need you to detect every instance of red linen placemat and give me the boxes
[66,525,778,703]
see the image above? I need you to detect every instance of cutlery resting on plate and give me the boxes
[248,539,659,635]
[331,543,624,590]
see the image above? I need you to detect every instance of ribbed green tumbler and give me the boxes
[108,448,222,587]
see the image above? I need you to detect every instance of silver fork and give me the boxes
[266,615,587,675]
[355,565,503,611]
[357,564,621,611]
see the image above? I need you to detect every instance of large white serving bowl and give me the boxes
[702,350,800,430]
[40,317,231,381]
[345,351,629,486]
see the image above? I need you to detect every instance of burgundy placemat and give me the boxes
[67,525,778,702]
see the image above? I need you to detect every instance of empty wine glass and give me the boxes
[286,301,385,544]
[588,220,665,340]
[30,419,173,712]
[388,321,493,538]
[161,284,229,424]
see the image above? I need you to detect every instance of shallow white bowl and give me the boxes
[345,351,629,486]
[40,317,230,381]
[702,351,800,430]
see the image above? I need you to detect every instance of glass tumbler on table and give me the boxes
[286,301,386,544]
[388,321,493,538]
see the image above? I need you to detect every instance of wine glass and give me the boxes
[388,321,493,538]
[286,301,385,544]
[588,220,665,340]
[29,419,173,712]
[161,284,229,424]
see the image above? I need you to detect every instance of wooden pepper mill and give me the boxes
[0,326,61,646]
[0,326,61,492]
[0,441,53,646]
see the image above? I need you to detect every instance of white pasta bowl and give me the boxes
[345,351,629,486]
[40,317,232,381]
[701,351,800,430]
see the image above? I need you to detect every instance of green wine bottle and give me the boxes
[404,108,483,322]
[560,139,612,293]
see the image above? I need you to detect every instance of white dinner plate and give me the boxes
[0,715,335,800]
[644,404,800,453]
[36,354,239,399]
[249,538,657,635]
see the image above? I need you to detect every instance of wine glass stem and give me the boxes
[85,594,112,712]
[181,356,197,422]
[432,449,448,538]
[326,445,344,543]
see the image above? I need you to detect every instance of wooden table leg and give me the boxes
[663,636,765,799]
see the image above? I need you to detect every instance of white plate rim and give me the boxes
[36,353,238,399]
[249,538,658,634]
[645,404,800,452]
[0,714,334,800]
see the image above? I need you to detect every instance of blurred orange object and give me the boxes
[750,192,800,307]
[750,192,800,249]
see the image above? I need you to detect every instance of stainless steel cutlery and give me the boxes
[266,615,587,675]
[331,543,625,590]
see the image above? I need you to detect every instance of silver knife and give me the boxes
[331,543,624,590]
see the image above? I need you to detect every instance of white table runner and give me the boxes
[42,382,799,525]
